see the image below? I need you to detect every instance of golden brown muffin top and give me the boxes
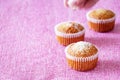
[57,22,84,33]
[89,9,115,19]
[67,41,98,57]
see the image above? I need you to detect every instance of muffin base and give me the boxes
[56,34,84,46]
[67,58,98,71]
[88,21,115,32]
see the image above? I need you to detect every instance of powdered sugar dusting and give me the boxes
[66,22,80,31]
[74,23,80,30]
[65,22,72,27]
[72,41,93,54]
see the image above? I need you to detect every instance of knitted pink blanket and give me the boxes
[0,0,120,80]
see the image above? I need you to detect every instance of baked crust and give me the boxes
[67,42,98,57]
[57,22,84,33]
[89,9,115,19]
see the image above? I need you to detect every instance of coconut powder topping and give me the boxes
[57,22,84,33]
[67,41,98,57]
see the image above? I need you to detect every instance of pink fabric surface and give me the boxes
[0,0,120,80]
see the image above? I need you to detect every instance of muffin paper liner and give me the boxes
[54,22,85,38]
[86,10,116,23]
[67,57,98,71]
[65,45,98,62]
[56,35,84,46]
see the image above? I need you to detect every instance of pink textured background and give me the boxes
[0,0,120,80]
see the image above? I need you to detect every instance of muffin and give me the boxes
[65,41,98,71]
[54,22,85,46]
[86,8,115,32]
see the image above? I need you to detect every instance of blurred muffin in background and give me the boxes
[86,8,115,32]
